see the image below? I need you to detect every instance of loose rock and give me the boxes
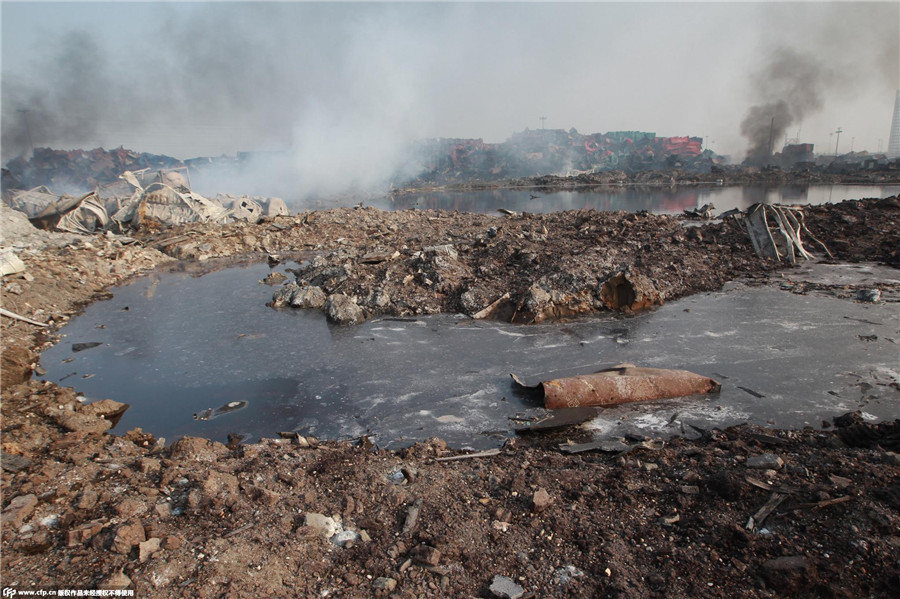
[2,494,37,528]
[489,574,525,599]
[532,488,552,513]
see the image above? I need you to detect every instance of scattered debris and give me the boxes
[531,488,552,513]
[0,308,48,328]
[489,574,525,599]
[746,491,788,531]
[0,451,32,473]
[29,191,109,234]
[738,386,766,398]
[0,248,26,275]
[401,498,423,535]
[792,495,851,511]
[193,401,248,421]
[683,203,716,219]
[746,454,784,470]
[434,448,501,462]
[509,407,599,432]
[857,288,881,303]
[71,342,102,353]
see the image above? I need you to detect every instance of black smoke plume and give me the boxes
[741,47,829,165]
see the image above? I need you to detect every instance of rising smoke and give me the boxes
[1,3,440,201]
[740,2,899,164]
[3,2,898,197]
[740,48,830,165]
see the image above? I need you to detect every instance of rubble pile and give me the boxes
[3,173,289,241]
[266,208,757,324]
[804,196,900,266]
[2,147,184,194]
[1,197,899,597]
[128,199,900,326]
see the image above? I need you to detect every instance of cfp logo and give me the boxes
[2,589,17,598]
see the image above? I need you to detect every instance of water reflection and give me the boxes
[338,184,900,215]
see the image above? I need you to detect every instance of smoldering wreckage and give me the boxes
[2,148,900,599]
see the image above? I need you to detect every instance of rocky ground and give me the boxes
[2,196,899,598]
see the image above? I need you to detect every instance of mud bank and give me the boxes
[157,195,896,325]
[395,165,900,194]
[2,198,899,598]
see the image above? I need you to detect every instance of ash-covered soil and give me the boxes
[2,197,899,598]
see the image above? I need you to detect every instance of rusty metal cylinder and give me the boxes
[540,365,721,409]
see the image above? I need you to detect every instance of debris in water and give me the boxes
[509,407,599,432]
[72,342,102,353]
[193,400,248,421]
[512,363,720,409]
[856,289,881,303]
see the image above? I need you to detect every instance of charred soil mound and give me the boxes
[2,198,899,598]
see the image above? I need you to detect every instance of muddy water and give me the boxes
[305,184,900,214]
[40,262,899,449]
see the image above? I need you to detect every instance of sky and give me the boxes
[1,1,898,193]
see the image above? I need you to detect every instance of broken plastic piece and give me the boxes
[511,363,721,409]
[1,249,27,276]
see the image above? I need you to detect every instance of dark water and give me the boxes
[300,184,900,214]
[40,263,899,449]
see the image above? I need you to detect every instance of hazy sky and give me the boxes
[2,1,898,165]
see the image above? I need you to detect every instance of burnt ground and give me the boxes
[1,197,899,598]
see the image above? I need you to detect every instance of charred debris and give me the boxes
[5,130,898,202]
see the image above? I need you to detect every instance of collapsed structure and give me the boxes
[4,169,288,236]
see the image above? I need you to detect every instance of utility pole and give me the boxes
[17,108,34,157]
[539,116,547,130]
[834,127,843,156]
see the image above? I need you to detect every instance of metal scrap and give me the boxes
[114,178,230,229]
[512,363,721,409]
[509,407,599,432]
[731,203,832,264]
[7,186,59,217]
[29,191,110,234]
